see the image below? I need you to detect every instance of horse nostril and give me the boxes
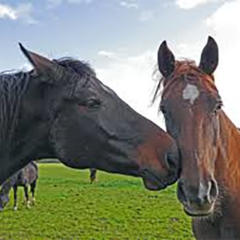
[165,152,178,172]
[209,179,218,201]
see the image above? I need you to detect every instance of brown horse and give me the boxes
[154,36,240,239]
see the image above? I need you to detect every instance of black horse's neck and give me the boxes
[0,72,53,184]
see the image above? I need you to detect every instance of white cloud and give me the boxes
[46,0,93,7]
[175,0,219,9]
[117,0,153,22]
[119,1,139,9]
[0,3,36,24]
[68,0,93,3]
[15,3,37,25]
[98,50,120,59]
[97,50,165,127]
[95,0,240,128]
[206,0,240,38]
[0,4,18,20]
[174,41,204,61]
[139,10,154,21]
[95,42,206,127]
[46,0,61,6]
[19,63,33,72]
[168,0,240,126]
[205,0,240,125]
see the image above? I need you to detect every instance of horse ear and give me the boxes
[199,36,219,75]
[19,43,58,80]
[157,40,175,78]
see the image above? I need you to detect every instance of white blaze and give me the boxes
[182,84,199,105]
[198,180,211,202]
[198,181,206,200]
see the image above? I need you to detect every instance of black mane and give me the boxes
[0,58,95,148]
[0,71,30,147]
[55,57,96,77]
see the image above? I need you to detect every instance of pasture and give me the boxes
[0,164,193,239]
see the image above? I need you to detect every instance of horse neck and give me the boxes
[0,76,52,184]
[0,131,50,184]
[216,111,240,194]
[0,175,16,195]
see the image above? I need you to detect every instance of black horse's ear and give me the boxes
[19,43,64,84]
[157,40,175,78]
[199,36,219,75]
[19,43,56,74]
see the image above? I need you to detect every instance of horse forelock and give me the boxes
[152,60,219,108]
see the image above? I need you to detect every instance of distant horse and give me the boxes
[0,43,180,193]
[89,168,97,183]
[0,162,38,211]
[154,36,240,239]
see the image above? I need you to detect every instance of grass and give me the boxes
[0,164,194,239]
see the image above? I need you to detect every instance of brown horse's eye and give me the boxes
[213,102,222,114]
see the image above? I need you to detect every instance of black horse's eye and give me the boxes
[83,99,101,108]
[160,104,167,115]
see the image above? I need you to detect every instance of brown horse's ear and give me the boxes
[199,36,219,75]
[157,40,175,78]
[19,43,61,82]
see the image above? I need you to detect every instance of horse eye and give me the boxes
[84,99,101,108]
[160,105,167,115]
[213,102,222,114]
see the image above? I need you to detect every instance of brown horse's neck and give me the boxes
[193,111,240,239]
[216,111,240,195]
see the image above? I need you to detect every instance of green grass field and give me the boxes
[0,164,194,239]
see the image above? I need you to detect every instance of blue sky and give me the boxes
[0,0,239,126]
[0,0,223,68]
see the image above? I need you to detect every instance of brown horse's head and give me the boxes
[155,36,221,216]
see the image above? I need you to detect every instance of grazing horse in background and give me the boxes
[89,168,97,183]
[154,36,240,239]
[0,43,180,194]
[0,162,38,211]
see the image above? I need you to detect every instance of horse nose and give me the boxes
[194,179,218,205]
[177,178,218,215]
[161,144,180,185]
[164,144,180,173]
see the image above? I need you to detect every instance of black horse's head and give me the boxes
[0,179,12,211]
[1,44,180,190]
[0,194,9,211]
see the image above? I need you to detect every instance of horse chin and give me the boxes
[183,203,215,218]
[141,170,168,191]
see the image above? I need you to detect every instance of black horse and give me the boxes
[0,162,38,211]
[0,43,180,191]
[89,168,97,183]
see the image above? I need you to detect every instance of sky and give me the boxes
[0,0,239,128]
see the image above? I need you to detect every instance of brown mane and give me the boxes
[218,112,240,193]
